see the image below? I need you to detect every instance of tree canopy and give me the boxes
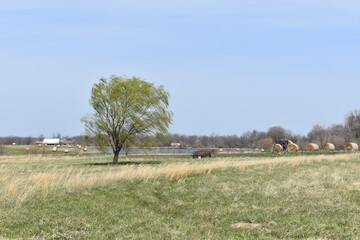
[82,75,173,163]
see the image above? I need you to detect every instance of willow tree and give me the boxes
[82,76,173,163]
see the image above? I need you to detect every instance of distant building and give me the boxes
[171,143,181,148]
[42,138,60,145]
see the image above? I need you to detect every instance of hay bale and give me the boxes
[52,147,57,152]
[288,143,299,152]
[306,143,319,151]
[64,149,69,153]
[271,144,283,152]
[25,147,31,151]
[322,143,335,151]
[83,147,88,152]
[345,142,359,151]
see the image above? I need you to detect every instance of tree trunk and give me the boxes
[112,148,121,164]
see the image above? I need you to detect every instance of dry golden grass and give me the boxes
[0,153,356,205]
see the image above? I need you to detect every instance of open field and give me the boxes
[0,144,353,158]
[1,153,360,239]
[0,145,99,156]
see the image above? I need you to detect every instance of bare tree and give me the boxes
[307,124,330,148]
[293,134,307,151]
[267,126,292,141]
[344,109,360,143]
[327,124,346,149]
[256,137,273,151]
[241,130,267,148]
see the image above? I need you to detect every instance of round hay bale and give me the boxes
[288,143,299,152]
[322,143,335,151]
[52,147,57,152]
[64,149,69,153]
[83,147,88,152]
[25,147,31,151]
[306,143,319,151]
[345,142,358,151]
[271,144,283,152]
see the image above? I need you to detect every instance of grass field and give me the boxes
[0,145,99,156]
[0,144,349,158]
[1,153,360,239]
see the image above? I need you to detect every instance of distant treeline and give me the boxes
[0,136,35,145]
[0,135,83,146]
[2,109,360,151]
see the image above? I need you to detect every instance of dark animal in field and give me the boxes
[192,149,217,158]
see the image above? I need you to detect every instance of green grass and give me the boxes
[1,144,350,158]
[0,145,98,156]
[1,154,360,239]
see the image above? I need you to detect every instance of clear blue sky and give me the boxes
[1,0,359,137]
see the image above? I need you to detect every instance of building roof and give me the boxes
[43,138,60,145]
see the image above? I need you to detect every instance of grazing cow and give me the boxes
[192,149,217,159]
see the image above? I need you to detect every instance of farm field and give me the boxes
[1,153,360,239]
[0,144,350,158]
[0,145,99,156]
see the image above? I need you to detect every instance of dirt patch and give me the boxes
[230,222,261,229]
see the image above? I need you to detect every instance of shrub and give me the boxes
[192,149,217,159]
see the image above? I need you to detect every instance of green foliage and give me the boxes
[82,75,173,163]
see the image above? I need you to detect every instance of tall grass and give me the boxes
[0,153,355,206]
[2,153,360,239]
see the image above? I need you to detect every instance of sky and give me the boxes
[1,0,360,137]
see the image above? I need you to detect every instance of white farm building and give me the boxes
[42,138,61,145]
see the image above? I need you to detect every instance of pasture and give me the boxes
[1,152,360,239]
[0,145,99,156]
